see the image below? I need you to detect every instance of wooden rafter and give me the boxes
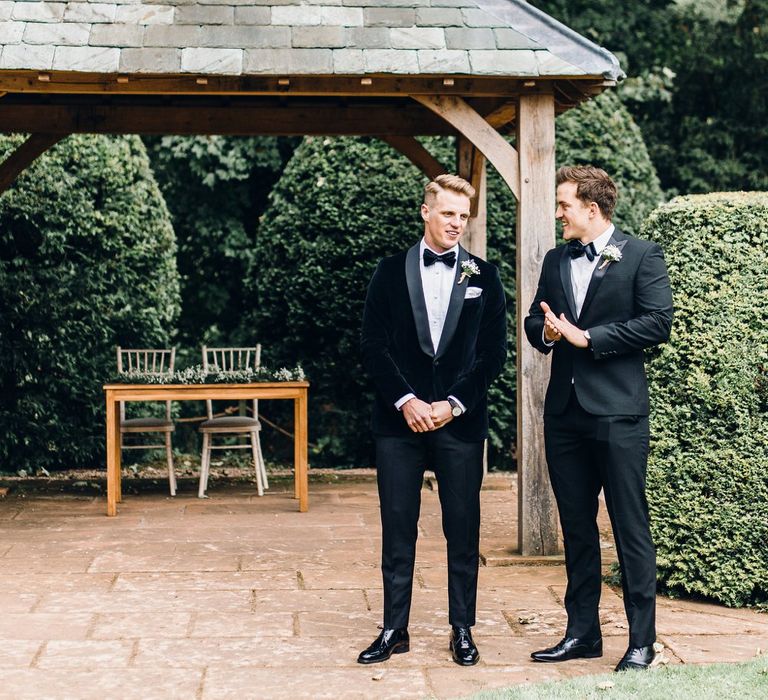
[412,95,520,200]
[379,136,446,180]
[0,133,67,196]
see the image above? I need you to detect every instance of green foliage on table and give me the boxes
[244,91,661,467]
[643,192,768,607]
[0,134,180,472]
[145,136,297,358]
[112,364,305,385]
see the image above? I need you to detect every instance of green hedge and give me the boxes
[643,192,768,606]
[0,135,180,472]
[245,91,662,468]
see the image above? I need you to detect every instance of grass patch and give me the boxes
[470,656,768,700]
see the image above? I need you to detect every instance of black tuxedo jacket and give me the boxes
[524,227,673,416]
[361,243,507,441]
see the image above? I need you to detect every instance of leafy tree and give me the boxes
[0,135,179,472]
[531,0,768,194]
[145,136,296,356]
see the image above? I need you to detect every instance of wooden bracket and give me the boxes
[0,133,68,196]
[412,94,520,200]
[379,135,446,180]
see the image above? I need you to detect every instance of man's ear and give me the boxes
[420,203,430,222]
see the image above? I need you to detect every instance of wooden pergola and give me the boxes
[0,0,623,554]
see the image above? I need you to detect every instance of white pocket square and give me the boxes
[464,287,482,299]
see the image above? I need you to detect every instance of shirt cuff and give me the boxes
[447,395,466,414]
[395,393,416,411]
[542,328,555,347]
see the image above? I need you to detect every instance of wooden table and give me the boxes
[103,382,309,516]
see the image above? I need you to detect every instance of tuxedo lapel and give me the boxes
[435,246,469,360]
[559,247,578,321]
[578,233,628,322]
[405,243,435,357]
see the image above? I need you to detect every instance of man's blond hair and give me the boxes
[424,174,476,206]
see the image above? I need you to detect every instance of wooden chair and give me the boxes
[198,345,268,498]
[116,347,177,496]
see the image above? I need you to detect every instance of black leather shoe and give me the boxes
[357,628,409,664]
[530,636,603,662]
[450,626,480,666]
[615,645,655,671]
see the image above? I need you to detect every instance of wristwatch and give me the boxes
[584,329,593,349]
[447,397,463,417]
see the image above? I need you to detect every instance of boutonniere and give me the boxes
[458,259,480,285]
[598,244,623,270]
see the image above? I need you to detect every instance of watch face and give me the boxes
[452,406,462,417]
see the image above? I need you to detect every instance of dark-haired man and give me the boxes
[359,174,506,666]
[524,165,673,672]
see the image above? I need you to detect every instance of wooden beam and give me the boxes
[0,133,67,196]
[0,103,456,136]
[412,94,520,200]
[0,71,552,98]
[484,101,516,129]
[380,136,446,180]
[516,92,559,556]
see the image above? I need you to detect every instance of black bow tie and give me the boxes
[423,249,456,268]
[567,240,597,262]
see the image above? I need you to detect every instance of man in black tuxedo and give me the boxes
[358,174,506,666]
[525,166,673,672]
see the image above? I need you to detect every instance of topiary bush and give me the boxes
[643,192,768,607]
[0,134,180,472]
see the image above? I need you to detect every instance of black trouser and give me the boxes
[544,389,657,647]
[375,430,484,629]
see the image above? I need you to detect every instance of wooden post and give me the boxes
[516,92,559,555]
[456,138,487,260]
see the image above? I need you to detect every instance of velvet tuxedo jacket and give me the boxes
[524,227,673,416]
[361,242,507,442]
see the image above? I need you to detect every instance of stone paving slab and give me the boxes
[0,472,767,699]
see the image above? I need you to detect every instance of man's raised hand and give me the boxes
[540,301,562,342]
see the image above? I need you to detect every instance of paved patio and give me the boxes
[0,470,766,699]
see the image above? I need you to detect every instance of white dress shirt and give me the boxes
[394,238,465,413]
[571,224,614,317]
